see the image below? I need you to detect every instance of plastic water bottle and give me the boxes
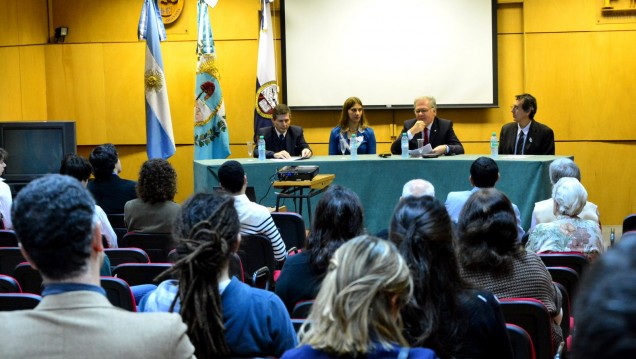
[401,133,409,159]
[350,134,358,160]
[257,135,266,160]
[490,132,499,158]
[610,228,615,247]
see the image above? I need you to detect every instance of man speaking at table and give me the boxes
[256,104,312,159]
[391,96,464,156]
[499,93,555,155]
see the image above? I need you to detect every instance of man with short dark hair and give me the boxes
[255,104,312,159]
[0,174,195,359]
[218,160,287,261]
[445,156,525,240]
[87,143,137,214]
[499,93,555,155]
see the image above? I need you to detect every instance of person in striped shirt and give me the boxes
[218,160,286,262]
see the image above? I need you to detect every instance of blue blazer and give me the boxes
[328,127,376,155]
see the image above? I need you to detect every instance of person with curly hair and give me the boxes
[124,158,180,233]
[139,192,297,358]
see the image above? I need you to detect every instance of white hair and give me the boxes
[402,179,435,198]
[552,177,587,216]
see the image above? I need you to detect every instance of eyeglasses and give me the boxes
[414,108,431,114]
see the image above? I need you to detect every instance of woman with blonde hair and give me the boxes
[328,97,377,155]
[282,235,437,359]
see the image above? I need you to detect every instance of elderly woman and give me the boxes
[456,188,563,351]
[527,177,604,260]
[124,158,180,233]
[282,235,436,359]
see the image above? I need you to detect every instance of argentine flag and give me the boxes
[139,0,175,160]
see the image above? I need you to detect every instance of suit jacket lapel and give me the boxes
[429,117,440,144]
[525,121,536,153]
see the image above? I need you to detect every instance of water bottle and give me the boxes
[401,133,409,159]
[610,228,615,247]
[490,132,499,158]
[350,134,358,160]
[257,135,266,160]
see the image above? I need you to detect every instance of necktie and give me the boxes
[279,133,285,144]
[424,127,429,145]
[515,131,525,155]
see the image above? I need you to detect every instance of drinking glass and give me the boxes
[417,139,424,156]
[339,138,347,158]
[246,141,254,160]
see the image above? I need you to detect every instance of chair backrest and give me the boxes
[623,214,636,233]
[547,266,580,300]
[500,298,557,359]
[120,232,173,263]
[13,263,43,294]
[100,276,136,311]
[104,248,150,269]
[237,234,276,290]
[112,263,172,286]
[291,299,314,319]
[271,212,307,250]
[0,247,26,276]
[538,252,589,277]
[229,253,244,282]
[553,282,571,341]
[0,274,22,293]
[506,323,536,359]
[0,293,42,311]
[0,230,18,247]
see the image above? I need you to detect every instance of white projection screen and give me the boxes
[282,0,497,109]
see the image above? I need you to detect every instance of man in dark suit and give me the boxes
[390,96,464,156]
[499,93,555,155]
[0,174,195,359]
[256,104,312,159]
[87,143,137,214]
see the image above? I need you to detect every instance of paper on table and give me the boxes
[408,143,433,156]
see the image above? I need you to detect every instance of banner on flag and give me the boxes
[194,0,230,160]
[253,0,278,141]
[139,0,175,160]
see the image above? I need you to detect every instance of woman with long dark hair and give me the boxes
[390,196,512,358]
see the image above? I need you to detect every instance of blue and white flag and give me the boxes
[139,0,175,160]
[253,0,278,141]
[194,0,230,160]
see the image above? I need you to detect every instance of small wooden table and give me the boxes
[273,174,335,222]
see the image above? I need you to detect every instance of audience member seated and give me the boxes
[531,157,600,230]
[375,178,435,239]
[0,148,12,229]
[328,97,376,155]
[281,235,437,359]
[139,192,296,358]
[60,154,118,248]
[88,143,137,214]
[256,104,312,159]
[456,188,563,350]
[275,185,365,314]
[218,160,286,262]
[0,174,194,358]
[124,158,180,233]
[390,196,513,359]
[527,177,604,260]
[571,236,636,358]
[445,156,525,241]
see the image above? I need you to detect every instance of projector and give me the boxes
[277,165,319,181]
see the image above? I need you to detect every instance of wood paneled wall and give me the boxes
[0,0,634,225]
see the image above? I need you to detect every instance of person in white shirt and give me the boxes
[218,160,286,262]
[0,148,12,229]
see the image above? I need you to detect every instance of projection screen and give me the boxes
[282,0,497,109]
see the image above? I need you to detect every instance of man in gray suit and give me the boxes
[0,175,195,359]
